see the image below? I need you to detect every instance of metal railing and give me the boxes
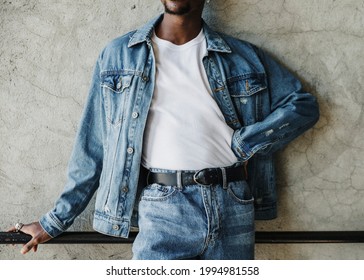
[1,231,364,244]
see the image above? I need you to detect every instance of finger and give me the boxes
[8,223,27,233]
[7,226,17,232]
[18,224,31,235]
[33,245,38,252]
[21,239,36,255]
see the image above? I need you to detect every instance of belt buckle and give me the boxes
[193,168,216,186]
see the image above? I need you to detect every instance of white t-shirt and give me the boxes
[142,29,237,170]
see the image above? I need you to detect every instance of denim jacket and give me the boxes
[40,15,319,238]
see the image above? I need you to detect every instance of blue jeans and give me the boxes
[132,171,255,260]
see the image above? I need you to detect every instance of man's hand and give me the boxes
[7,222,52,254]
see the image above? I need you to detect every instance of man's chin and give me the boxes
[164,2,191,16]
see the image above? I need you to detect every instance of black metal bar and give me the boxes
[255,231,364,243]
[1,231,364,244]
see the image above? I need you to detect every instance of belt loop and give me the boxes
[177,171,183,190]
[220,167,227,189]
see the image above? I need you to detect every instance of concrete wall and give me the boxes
[1,0,363,259]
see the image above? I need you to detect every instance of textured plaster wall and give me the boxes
[1,0,364,260]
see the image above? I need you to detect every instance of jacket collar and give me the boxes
[128,14,231,53]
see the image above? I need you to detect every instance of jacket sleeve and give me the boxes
[231,48,320,161]
[39,56,105,238]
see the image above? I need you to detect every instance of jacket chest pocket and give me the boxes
[227,73,267,125]
[101,73,134,127]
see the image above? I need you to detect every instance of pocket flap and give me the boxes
[101,73,134,93]
[228,73,266,96]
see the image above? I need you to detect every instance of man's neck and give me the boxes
[155,13,203,45]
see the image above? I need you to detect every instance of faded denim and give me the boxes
[132,178,254,260]
[39,14,319,239]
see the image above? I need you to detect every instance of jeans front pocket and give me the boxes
[141,183,178,202]
[227,180,254,205]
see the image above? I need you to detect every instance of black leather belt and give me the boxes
[147,165,246,188]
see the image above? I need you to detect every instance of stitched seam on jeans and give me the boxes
[199,187,212,255]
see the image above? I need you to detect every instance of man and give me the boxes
[9,0,319,259]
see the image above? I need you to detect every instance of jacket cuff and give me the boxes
[39,212,67,238]
[231,130,254,161]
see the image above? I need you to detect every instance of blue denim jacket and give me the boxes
[40,15,319,238]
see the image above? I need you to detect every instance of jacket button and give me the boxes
[127,147,134,154]
[132,112,139,119]
[142,76,149,82]
[122,186,129,193]
[116,82,122,90]
[113,225,120,230]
